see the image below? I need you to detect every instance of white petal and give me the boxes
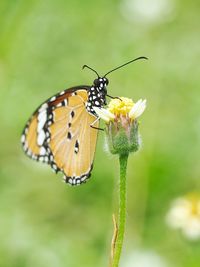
[182,218,200,240]
[93,107,115,122]
[166,199,191,229]
[129,99,146,119]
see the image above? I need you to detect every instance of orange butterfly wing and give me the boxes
[21,102,50,162]
[21,87,99,185]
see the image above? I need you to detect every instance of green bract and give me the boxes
[106,119,140,155]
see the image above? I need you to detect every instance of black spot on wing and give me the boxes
[74,140,79,154]
[71,111,75,118]
[67,132,72,140]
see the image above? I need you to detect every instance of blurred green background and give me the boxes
[1,0,200,266]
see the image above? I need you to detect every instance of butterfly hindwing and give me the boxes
[48,91,99,185]
[21,87,99,185]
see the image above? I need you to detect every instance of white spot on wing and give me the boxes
[37,130,45,146]
[44,156,48,162]
[40,146,46,155]
[39,103,48,112]
[81,176,87,182]
[37,111,47,132]
[50,96,56,102]
[68,178,73,184]
[56,103,62,107]
[27,150,32,156]
[23,142,28,151]
[21,134,25,143]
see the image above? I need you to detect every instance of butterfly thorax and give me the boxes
[86,77,109,116]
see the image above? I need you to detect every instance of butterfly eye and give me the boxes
[94,79,100,86]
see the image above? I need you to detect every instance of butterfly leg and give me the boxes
[90,117,104,131]
[107,95,122,101]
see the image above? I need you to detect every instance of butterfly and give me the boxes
[21,57,147,186]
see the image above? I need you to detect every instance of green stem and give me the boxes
[112,153,129,267]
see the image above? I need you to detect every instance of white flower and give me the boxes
[93,106,115,122]
[120,0,174,24]
[93,97,146,122]
[94,97,146,155]
[129,99,147,120]
[166,195,200,240]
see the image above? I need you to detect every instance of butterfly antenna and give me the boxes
[82,65,99,77]
[103,56,148,77]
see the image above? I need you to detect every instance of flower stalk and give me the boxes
[111,153,128,267]
[94,97,146,267]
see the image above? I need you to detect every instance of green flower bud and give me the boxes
[106,117,139,155]
[93,97,146,155]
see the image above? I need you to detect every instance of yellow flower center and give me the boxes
[108,97,134,116]
[187,194,200,216]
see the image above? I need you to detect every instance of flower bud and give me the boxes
[93,97,146,155]
[106,116,139,155]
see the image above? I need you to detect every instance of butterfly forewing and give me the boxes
[21,87,99,185]
[21,102,50,162]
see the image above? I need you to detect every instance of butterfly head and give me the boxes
[93,77,109,87]
[93,77,109,96]
[85,77,109,115]
[83,57,148,116]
